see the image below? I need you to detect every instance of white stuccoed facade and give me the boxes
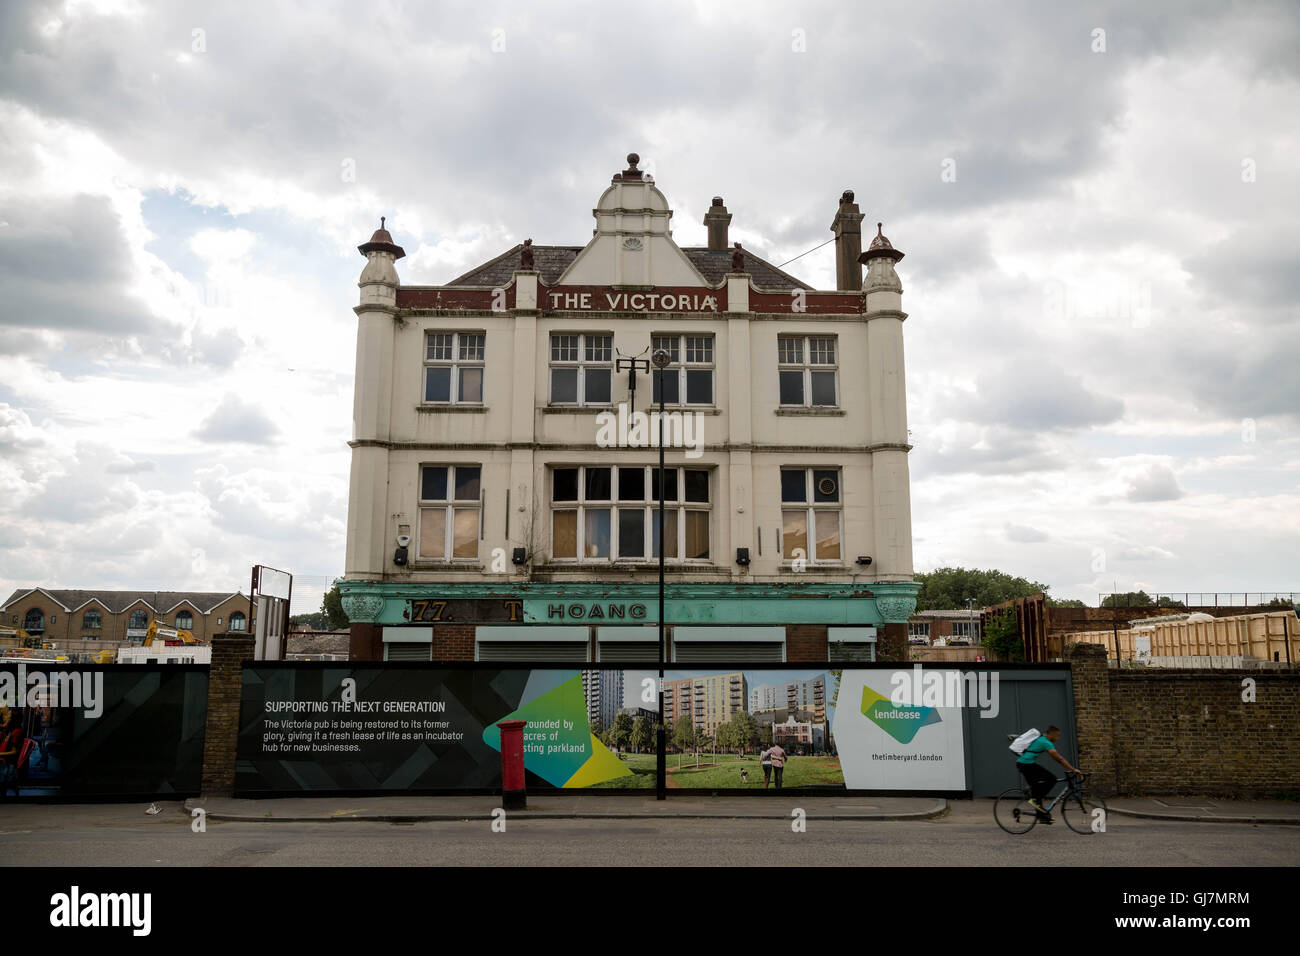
[339,155,919,662]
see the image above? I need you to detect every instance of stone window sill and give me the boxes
[416,404,488,414]
[775,407,845,417]
[780,563,850,572]
[541,406,616,415]
[407,561,486,570]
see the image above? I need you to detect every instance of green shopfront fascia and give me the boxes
[338,581,921,664]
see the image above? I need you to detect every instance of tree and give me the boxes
[322,579,350,630]
[1101,591,1186,609]
[290,611,327,630]
[726,709,763,753]
[1046,598,1087,608]
[715,721,735,752]
[915,567,1052,611]
[607,712,634,752]
[630,716,651,754]
[671,716,694,754]
[982,608,1023,662]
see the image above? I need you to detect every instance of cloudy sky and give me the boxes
[1,0,1297,610]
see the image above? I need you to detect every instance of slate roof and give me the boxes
[1,588,247,614]
[445,244,813,292]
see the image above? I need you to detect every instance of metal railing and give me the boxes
[1096,592,1298,609]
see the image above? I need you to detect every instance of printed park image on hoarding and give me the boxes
[584,668,844,789]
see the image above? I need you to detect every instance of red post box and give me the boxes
[497,719,528,809]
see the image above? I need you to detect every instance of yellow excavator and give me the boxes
[92,621,199,664]
[142,621,199,646]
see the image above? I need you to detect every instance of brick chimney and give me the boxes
[830,189,865,291]
[703,196,732,252]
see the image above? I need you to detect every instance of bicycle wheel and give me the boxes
[1061,790,1109,834]
[994,787,1038,834]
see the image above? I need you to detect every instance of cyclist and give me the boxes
[1016,725,1080,821]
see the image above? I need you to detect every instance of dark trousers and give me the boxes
[1018,762,1055,803]
[773,766,784,789]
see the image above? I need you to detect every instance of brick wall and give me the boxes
[432,623,475,660]
[1069,641,1300,797]
[1109,669,1300,796]
[3,592,248,647]
[200,632,255,794]
[879,622,907,661]
[786,625,828,662]
[1067,643,1117,794]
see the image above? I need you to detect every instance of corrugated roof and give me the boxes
[445,244,813,292]
[1,588,247,614]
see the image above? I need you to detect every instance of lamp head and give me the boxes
[651,348,671,369]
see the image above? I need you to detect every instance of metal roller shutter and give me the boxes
[596,641,660,662]
[385,643,432,661]
[829,643,875,662]
[475,641,591,662]
[672,641,784,663]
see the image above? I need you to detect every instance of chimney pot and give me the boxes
[704,196,732,253]
[830,190,864,291]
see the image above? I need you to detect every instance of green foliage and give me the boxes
[671,716,694,753]
[982,609,1024,662]
[1046,598,1087,608]
[1101,591,1186,609]
[290,611,328,630]
[915,567,1051,611]
[322,578,350,630]
[716,709,762,753]
[607,711,634,751]
[629,716,652,753]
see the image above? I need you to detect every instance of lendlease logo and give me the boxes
[595,402,704,459]
[1,664,103,718]
[50,886,151,936]
[860,685,941,744]
[889,666,1000,718]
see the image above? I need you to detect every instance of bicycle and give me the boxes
[994,769,1108,834]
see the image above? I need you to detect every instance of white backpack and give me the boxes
[1009,728,1041,755]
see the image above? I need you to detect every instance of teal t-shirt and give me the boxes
[1016,735,1055,766]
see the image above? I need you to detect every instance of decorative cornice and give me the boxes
[338,580,888,601]
[347,439,885,454]
[340,594,384,623]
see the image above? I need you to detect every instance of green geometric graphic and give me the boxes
[860,684,941,745]
[483,673,631,788]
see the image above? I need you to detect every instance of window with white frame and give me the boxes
[418,465,482,560]
[951,620,981,640]
[176,610,194,630]
[908,622,931,640]
[778,335,838,407]
[82,609,102,630]
[780,467,842,562]
[229,611,247,631]
[550,333,612,405]
[651,334,714,405]
[551,465,710,562]
[423,331,485,404]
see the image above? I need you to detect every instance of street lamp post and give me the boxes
[652,347,671,801]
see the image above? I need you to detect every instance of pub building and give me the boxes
[340,153,919,664]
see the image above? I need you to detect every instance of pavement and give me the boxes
[183,793,949,822]
[180,793,1300,825]
[1103,796,1300,826]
